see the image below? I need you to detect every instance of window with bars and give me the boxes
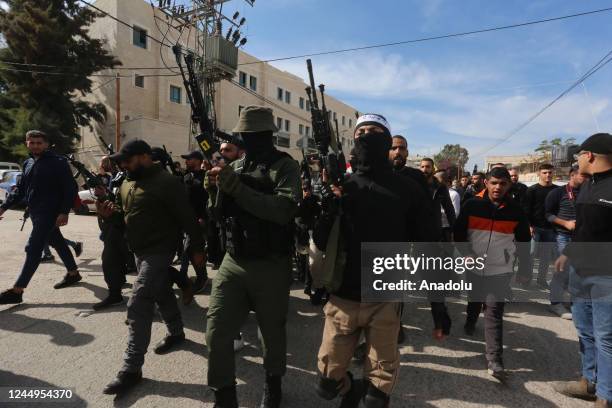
[134,75,144,88]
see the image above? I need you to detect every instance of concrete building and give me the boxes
[78,0,358,164]
[484,154,569,182]
[484,154,538,171]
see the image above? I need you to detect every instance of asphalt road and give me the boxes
[0,209,590,407]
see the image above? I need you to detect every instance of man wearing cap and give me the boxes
[92,156,133,310]
[314,114,433,408]
[204,106,300,408]
[99,139,205,395]
[552,133,612,407]
[176,149,209,295]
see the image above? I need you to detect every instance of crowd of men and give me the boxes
[0,109,611,408]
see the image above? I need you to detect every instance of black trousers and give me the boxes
[466,273,512,363]
[466,301,505,362]
[101,224,131,294]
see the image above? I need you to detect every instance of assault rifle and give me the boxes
[300,148,311,186]
[20,208,29,232]
[162,145,182,177]
[333,117,347,178]
[64,155,108,200]
[172,45,231,161]
[305,59,345,186]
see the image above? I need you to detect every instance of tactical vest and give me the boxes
[222,151,295,258]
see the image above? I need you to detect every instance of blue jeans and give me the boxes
[550,233,572,304]
[569,271,612,400]
[532,227,556,282]
[17,214,78,288]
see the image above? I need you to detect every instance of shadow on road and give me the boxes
[0,369,87,407]
[112,378,212,407]
[0,307,95,347]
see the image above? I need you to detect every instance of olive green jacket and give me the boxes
[207,153,301,225]
[117,164,204,255]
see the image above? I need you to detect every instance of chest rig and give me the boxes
[222,151,295,258]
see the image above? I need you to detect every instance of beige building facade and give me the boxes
[484,153,551,182]
[78,0,359,165]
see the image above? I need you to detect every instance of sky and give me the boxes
[216,0,612,168]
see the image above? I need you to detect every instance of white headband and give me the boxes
[355,114,391,135]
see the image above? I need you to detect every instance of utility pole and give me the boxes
[115,72,121,150]
[158,0,253,141]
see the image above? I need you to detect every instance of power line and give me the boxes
[79,0,174,51]
[238,7,612,65]
[0,65,180,78]
[4,5,611,74]
[474,48,612,157]
[0,60,175,70]
[228,79,311,122]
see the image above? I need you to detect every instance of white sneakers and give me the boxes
[550,303,573,320]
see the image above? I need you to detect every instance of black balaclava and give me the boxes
[353,132,392,173]
[241,131,275,162]
[352,114,393,173]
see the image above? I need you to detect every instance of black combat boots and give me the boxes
[213,385,238,408]
[364,382,390,408]
[260,373,282,408]
[339,372,366,408]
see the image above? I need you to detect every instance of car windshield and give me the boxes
[1,172,18,182]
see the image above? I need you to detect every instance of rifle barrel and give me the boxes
[306,59,319,109]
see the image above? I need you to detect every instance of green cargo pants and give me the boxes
[206,252,292,389]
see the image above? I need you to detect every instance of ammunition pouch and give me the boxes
[221,151,295,258]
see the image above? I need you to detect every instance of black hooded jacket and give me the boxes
[315,164,437,301]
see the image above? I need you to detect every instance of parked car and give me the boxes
[0,162,21,172]
[0,169,17,180]
[76,189,97,214]
[0,171,22,204]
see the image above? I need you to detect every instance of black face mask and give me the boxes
[241,132,274,161]
[353,132,392,172]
